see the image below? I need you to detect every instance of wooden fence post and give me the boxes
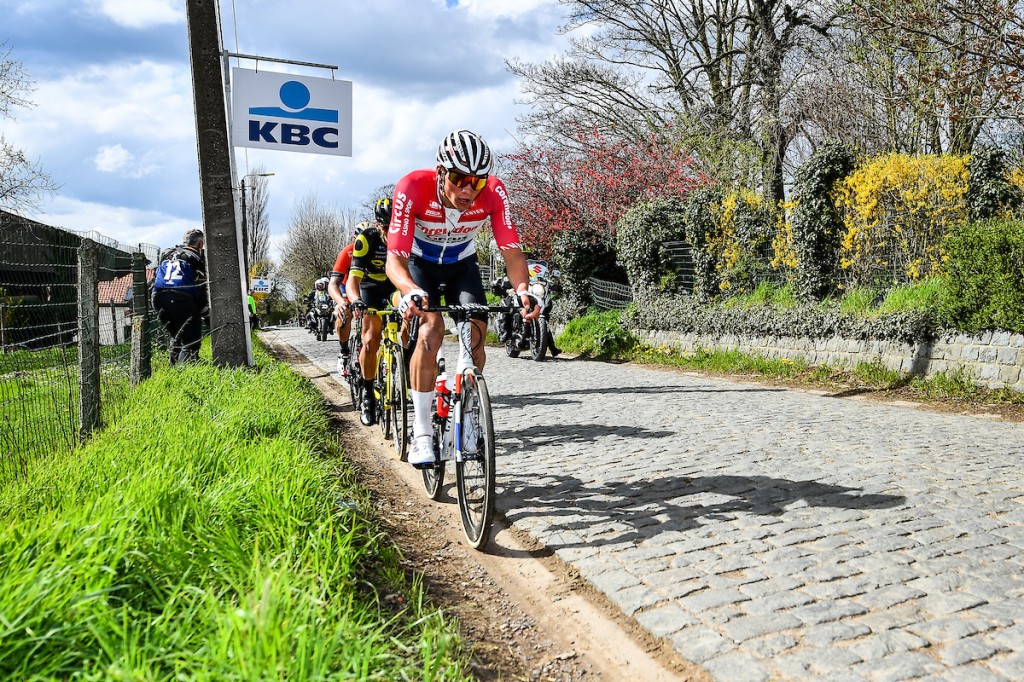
[109,300,118,344]
[78,239,101,439]
[131,252,151,385]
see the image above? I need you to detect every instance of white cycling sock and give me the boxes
[411,390,433,438]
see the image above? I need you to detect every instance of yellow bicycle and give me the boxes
[361,306,411,460]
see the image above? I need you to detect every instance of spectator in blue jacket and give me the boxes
[152,228,207,365]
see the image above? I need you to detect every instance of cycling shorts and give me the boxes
[360,278,397,311]
[409,256,488,322]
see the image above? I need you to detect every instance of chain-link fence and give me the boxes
[1,210,161,484]
[588,277,633,310]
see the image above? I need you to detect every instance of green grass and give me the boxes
[876,277,943,315]
[634,343,811,379]
[0,344,472,680]
[722,282,799,309]
[838,286,881,315]
[557,309,637,358]
[834,278,943,317]
[1,345,137,487]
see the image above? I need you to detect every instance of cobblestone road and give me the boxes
[265,326,1024,682]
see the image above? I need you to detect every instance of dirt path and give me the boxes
[262,336,707,682]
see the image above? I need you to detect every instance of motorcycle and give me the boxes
[490,259,561,361]
[308,293,335,341]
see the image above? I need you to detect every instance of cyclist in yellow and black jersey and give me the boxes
[347,197,399,426]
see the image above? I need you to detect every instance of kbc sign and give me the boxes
[231,68,353,157]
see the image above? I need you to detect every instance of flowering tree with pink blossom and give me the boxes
[500,124,710,313]
[502,125,709,258]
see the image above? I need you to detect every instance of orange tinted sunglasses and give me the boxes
[446,170,488,191]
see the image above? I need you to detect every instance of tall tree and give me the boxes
[843,0,1023,154]
[243,165,272,277]
[0,44,58,212]
[278,194,348,296]
[508,0,837,202]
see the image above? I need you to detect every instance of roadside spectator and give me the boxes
[152,228,207,365]
[247,290,260,330]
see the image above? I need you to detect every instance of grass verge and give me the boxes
[0,344,472,680]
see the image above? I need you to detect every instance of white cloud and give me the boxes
[94,144,133,173]
[457,0,555,20]
[32,62,195,140]
[87,0,183,29]
[8,0,572,273]
[94,145,161,178]
[27,195,197,253]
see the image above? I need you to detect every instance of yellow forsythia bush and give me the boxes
[709,189,777,292]
[833,153,969,285]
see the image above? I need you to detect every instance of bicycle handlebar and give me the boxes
[420,304,517,315]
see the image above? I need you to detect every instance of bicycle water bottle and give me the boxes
[435,359,452,418]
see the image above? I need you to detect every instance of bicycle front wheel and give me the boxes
[389,345,410,461]
[455,369,496,550]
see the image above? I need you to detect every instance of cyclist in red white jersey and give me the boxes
[386,129,539,468]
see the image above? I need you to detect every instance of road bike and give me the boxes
[366,306,412,461]
[417,303,516,550]
[344,314,363,410]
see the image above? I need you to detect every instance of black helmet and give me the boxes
[374,197,392,226]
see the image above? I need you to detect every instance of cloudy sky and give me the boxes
[3,0,570,261]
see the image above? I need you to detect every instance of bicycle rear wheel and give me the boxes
[389,345,410,461]
[455,369,496,550]
[377,352,392,440]
[346,336,359,408]
[421,417,446,500]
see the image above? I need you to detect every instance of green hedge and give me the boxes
[939,219,1024,333]
[625,294,939,344]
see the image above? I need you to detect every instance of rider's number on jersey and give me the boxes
[161,259,184,285]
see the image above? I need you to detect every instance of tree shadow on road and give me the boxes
[500,422,676,447]
[497,471,906,552]
[489,384,786,409]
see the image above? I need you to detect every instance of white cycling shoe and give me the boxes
[409,435,436,469]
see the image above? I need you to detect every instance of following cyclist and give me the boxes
[347,198,398,426]
[328,228,361,376]
[385,129,539,468]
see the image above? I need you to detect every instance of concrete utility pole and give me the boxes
[185,0,252,367]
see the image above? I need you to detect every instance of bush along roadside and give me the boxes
[0,347,473,681]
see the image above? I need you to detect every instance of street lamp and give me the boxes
[239,172,274,279]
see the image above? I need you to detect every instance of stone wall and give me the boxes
[636,329,1024,393]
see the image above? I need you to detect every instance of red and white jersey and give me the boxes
[388,169,522,264]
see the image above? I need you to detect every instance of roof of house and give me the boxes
[97,269,155,304]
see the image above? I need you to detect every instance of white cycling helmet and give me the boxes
[436,129,492,176]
